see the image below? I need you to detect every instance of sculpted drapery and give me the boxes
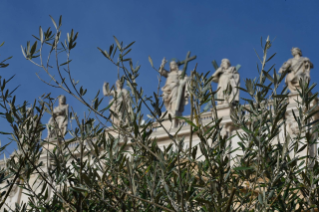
[279,47,313,92]
[212,59,240,105]
[159,59,189,127]
[103,79,132,126]
[47,95,69,139]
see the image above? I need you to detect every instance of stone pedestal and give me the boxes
[212,104,232,119]
[286,92,319,167]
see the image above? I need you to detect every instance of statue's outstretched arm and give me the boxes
[103,82,115,96]
[159,67,169,78]
[279,60,292,74]
[212,67,223,82]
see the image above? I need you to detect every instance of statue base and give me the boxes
[212,103,232,119]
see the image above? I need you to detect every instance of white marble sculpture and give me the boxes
[212,59,240,105]
[47,95,69,139]
[103,79,132,126]
[279,47,313,93]
[159,58,189,127]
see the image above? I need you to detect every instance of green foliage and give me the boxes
[0,16,318,212]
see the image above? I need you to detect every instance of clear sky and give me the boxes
[0,0,319,156]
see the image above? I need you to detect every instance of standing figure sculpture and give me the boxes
[279,48,313,93]
[47,95,69,139]
[103,79,132,126]
[159,58,189,127]
[212,59,240,105]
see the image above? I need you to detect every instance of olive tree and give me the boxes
[0,16,318,212]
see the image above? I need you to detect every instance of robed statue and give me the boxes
[103,79,132,126]
[212,59,240,105]
[159,58,189,127]
[47,95,69,139]
[279,47,313,93]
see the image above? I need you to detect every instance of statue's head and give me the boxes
[169,61,178,71]
[116,79,123,90]
[221,59,231,69]
[291,47,302,57]
[59,95,66,105]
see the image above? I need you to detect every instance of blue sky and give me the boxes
[0,0,319,156]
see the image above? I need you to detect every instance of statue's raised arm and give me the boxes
[159,58,169,78]
[212,66,224,83]
[103,82,116,97]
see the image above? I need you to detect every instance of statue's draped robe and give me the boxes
[47,104,68,138]
[279,57,313,92]
[161,70,189,115]
[212,66,240,105]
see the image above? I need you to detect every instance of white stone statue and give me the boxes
[103,79,132,126]
[212,59,240,105]
[159,58,189,127]
[47,95,69,139]
[279,48,313,93]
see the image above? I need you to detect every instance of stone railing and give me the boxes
[68,140,80,149]
[1,93,315,163]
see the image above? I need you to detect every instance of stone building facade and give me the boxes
[0,48,317,210]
